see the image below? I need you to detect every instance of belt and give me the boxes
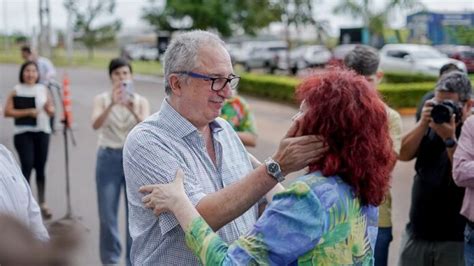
[100,146,123,151]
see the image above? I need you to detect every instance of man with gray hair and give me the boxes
[123,30,324,265]
[398,71,472,266]
[344,44,403,266]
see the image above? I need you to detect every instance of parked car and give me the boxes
[278,45,332,74]
[243,42,288,73]
[436,45,474,73]
[379,44,467,76]
[123,44,159,61]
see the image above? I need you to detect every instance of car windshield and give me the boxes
[460,51,474,59]
[268,47,287,52]
[411,49,445,59]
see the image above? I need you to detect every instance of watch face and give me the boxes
[269,163,279,173]
[445,138,456,148]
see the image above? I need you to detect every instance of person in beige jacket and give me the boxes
[91,58,149,266]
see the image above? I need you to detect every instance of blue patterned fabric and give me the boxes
[186,171,378,265]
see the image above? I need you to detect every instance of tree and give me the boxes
[273,0,328,72]
[333,0,423,44]
[276,0,328,47]
[64,0,121,59]
[445,26,474,46]
[232,0,282,36]
[141,0,281,37]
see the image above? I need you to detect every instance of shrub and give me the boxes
[239,73,436,109]
[239,74,299,103]
[382,72,437,83]
[379,82,434,108]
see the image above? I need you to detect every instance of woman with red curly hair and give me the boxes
[140,69,395,265]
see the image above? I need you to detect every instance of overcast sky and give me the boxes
[1,0,473,37]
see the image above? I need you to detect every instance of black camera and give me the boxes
[430,100,462,124]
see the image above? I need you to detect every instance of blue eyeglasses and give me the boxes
[175,71,240,91]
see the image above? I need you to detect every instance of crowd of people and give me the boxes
[0,31,473,266]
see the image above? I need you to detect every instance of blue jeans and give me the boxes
[465,223,474,266]
[96,147,131,265]
[375,227,393,266]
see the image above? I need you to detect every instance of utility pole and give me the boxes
[24,0,30,40]
[3,0,10,51]
[38,0,51,57]
[66,2,74,65]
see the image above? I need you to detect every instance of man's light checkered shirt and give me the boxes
[124,99,257,265]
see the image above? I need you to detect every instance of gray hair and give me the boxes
[436,71,472,102]
[344,45,380,76]
[163,30,225,95]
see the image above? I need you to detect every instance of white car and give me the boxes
[278,45,332,74]
[125,44,159,61]
[243,41,288,73]
[379,44,466,76]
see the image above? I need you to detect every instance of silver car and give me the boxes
[243,42,288,73]
[278,45,332,74]
[380,44,466,76]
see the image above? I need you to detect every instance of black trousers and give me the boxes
[14,131,50,204]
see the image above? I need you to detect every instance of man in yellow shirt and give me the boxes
[344,45,403,266]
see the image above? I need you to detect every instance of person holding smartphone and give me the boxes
[91,58,150,266]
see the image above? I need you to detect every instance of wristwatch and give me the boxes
[444,137,457,148]
[264,157,285,182]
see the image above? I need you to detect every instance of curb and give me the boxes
[396,108,417,116]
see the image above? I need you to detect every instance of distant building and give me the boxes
[407,11,473,45]
[337,27,385,48]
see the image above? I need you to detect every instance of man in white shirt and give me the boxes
[0,101,49,241]
[21,45,57,86]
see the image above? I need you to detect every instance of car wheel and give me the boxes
[245,64,251,72]
[290,65,298,75]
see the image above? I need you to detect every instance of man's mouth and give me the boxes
[209,98,224,104]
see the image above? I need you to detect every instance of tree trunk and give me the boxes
[285,22,292,75]
[87,47,94,60]
[395,29,403,43]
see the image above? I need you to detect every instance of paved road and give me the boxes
[0,63,416,265]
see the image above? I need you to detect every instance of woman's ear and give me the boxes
[169,74,183,96]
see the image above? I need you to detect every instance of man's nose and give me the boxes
[218,83,233,99]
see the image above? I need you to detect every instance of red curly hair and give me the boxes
[296,69,395,206]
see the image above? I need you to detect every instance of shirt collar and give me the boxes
[159,98,223,138]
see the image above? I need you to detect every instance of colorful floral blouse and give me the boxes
[220,96,256,134]
[185,172,378,265]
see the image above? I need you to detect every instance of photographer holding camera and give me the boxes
[398,71,472,266]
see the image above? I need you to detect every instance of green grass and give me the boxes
[0,46,163,75]
[132,61,163,76]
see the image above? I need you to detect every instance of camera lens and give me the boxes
[431,104,453,124]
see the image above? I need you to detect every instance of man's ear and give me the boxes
[462,99,473,120]
[376,71,384,83]
[465,99,473,111]
[169,74,183,96]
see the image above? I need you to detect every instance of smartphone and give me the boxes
[121,80,134,103]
